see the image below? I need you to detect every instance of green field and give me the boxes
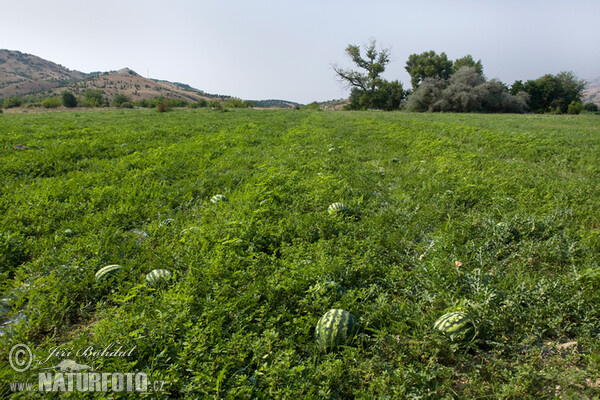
[1,109,599,398]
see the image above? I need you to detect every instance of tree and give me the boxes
[510,80,526,96]
[61,91,77,108]
[111,94,131,107]
[404,66,528,113]
[405,50,453,89]
[334,39,401,110]
[523,72,585,113]
[83,89,105,107]
[452,55,483,75]
[41,97,62,109]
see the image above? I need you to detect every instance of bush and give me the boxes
[190,99,208,108]
[583,102,598,112]
[567,100,584,115]
[111,94,131,108]
[41,97,62,109]
[208,100,222,110]
[61,91,77,108]
[224,98,247,108]
[3,96,23,109]
[82,89,105,107]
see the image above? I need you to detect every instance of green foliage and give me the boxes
[41,97,62,109]
[405,67,527,113]
[583,102,598,112]
[335,39,403,110]
[567,100,584,115]
[111,93,131,108]
[224,97,247,108]
[61,91,77,108]
[3,96,23,108]
[302,101,321,110]
[190,98,208,108]
[405,50,453,89]
[347,79,406,111]
[82,89,105,107]
[452,54,483,75]
[523,71,586,113]
[1,110,599,398]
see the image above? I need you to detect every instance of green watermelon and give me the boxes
[310,281,345,299]
[315,309,357,350]
[210,194,228,204]
[327,202,349,215]
[433,311,476,340]
[95,265,123,282]
[145,269,173,286]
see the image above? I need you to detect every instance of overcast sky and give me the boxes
[1,0,599,104]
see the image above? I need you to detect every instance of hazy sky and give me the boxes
[1,0,599,104]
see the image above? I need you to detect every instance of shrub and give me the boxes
[190,99,208,108]
[82,89,105,107]
[3,96,23,109]
[567,100,584,115]
[583,102,598,112]
[111,94,131,107]
[224,98,247,108]
[41,97,62,109]
[61,91,77,108]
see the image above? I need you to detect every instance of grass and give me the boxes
[1,108,599,398]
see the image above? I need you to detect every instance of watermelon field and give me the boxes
[1,108,600,398]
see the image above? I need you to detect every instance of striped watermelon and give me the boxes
[310,281,345,299]
[315,309,357,350]
[328,202,349,215]
[210,194,228,204]
[433,311,476,340]
[145,269,173,286]
[95,265,123,282]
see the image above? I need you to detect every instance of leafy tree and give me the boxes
[452,55,483,75]
[567,100,584,114]
[523,72,585,113]
[3,96,23,109]
[405,50,453,89]
[405,67,527,113]
[510,80,526,96]
[41,97,62,108]
[583,102,598,112]
[334,39,401,110]
[224,98,247,108]
[404,77,446,112]
[83,89,105,107]
[111,94,131,107]
[61,91,77,108]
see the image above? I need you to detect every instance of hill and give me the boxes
[583,76,600,107]
[0,49,88,98]
[0,49,301,107]
[41,67,220,103]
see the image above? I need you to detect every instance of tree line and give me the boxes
[0,90,252,112]
[334,40,597,114]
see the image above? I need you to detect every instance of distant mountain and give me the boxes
[0,49,300,107]
[250,99,301,108]
[583,77,600,107]
[41,67,220,103]
[0,49,88,98]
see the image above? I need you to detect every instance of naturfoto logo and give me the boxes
[9,343,166,394]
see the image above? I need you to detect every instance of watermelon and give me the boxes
[210,194,228,204]
[315,309,357,350]
[145,269,173,286]
[433,311,476,340]
[327,202,349,215]
[95,265,123,282]
[310,281,345,299]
